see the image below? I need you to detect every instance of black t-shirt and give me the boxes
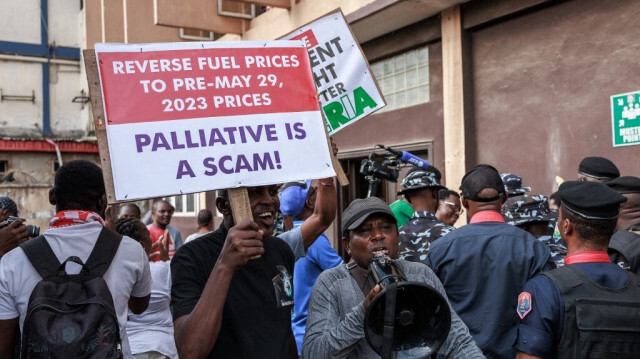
[171,223,295,358]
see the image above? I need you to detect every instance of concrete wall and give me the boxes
[0,152,100,229]
[469,0,640,196]
[242,0,376,40]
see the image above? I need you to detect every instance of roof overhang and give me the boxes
[347,0,469,43]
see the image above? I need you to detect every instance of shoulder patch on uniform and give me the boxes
[517,291,533,320]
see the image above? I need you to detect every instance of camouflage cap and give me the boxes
[502,194,552,226]
[0,197,18,217]
[397,167,444,196]
[500,173,531,196]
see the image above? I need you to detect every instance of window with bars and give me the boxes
[164,193,198,216]
[371,46,429,112]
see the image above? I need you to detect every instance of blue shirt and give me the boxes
[291,221,343,356]
[515,262,629,358]
[426,216,554,359]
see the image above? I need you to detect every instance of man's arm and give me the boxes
[0,318,18,358]
[128,294,151,314]
[173,221,265,359]
[299,178,336,250]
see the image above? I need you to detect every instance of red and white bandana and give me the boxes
[49,210,105,229]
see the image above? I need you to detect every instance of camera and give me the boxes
[0,216,40,237]
[359,158,399,183]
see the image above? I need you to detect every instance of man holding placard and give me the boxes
[170,177,335,358]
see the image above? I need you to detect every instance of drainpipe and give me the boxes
[45,138,63,166]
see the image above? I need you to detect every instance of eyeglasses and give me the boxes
[442,201,463,214]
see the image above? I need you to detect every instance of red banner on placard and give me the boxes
[97,47,319,125]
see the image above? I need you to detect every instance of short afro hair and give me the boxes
[53,160,105,210]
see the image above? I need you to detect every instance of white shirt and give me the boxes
[126,261,178,358]
[0,221,152,359]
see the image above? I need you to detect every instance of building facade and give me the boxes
[3,0,638,245]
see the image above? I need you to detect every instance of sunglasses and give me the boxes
[442,201,464,214]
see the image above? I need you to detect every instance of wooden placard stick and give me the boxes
[83,50,118,203]
[325,129,349,187]
[227,188,260,258]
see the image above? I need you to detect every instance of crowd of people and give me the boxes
[0,152,638,359]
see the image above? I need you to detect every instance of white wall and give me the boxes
[0,0,41,44]
[0,0,87,138]
[0,61,43,136]
[48,0,82,48]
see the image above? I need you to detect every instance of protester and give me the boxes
[302,196,484,358]
[548,191,560,211]
[185,209,214,243]
[0,160,151,359]
[119,202,142,219]
[577,156,620,182]
[606,176,640,275]
[515,181,640,358]
[397,166,454,263]
[426,164,554,359]
[116,217,178,359]
[0,197,27,260]
[170,174,336,358]
[279,180,343,357]
[389,198,413,228]
[147,200,183,260]
[435,189,463,226]
[503,194,566,267]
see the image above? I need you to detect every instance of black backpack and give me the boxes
[19,228,123,359]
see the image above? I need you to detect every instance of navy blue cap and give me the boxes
[460,164,506,202]
[279,180,312,217]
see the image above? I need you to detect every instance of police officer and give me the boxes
[503,194,566,267]
[515,181,640,359]
[396,166,454,264]
[577,156,620,182]
[606,176,640,275]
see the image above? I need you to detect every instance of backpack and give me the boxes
[18,228,123,359]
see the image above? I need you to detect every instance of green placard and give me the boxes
[611,90,640,147]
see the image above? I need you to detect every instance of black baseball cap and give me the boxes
[460,164,506,202]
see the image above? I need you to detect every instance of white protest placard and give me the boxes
[281,9,386,134]
[95,41,335,201]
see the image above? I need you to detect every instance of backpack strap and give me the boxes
[19,235,62,279]
[85,227,123,277]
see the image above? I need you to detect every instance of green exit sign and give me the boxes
[611,91,640,147]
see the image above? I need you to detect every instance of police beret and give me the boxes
[578,156,620,181]
[558,181,627,219]
[605,176,640,194]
